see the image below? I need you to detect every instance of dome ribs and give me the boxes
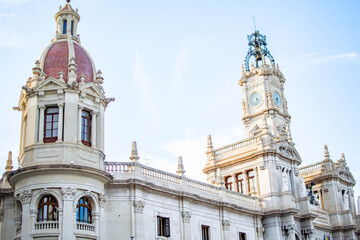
[74,42,94,83]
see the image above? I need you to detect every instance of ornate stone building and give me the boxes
[0,1,359,240]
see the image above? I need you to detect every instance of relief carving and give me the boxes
[182,210,192,223]
[61,187,76,200]
[133,200,145,214]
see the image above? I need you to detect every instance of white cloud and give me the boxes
[133,50,160,124]
[314,53,358,63]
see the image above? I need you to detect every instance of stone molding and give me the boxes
[99,192,106,208]
[133,200,145,214]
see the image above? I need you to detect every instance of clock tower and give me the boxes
[240,31,292,142]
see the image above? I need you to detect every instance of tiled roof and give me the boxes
[43,41,69,81]
[74,42,94,83]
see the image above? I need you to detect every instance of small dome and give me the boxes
[40,39,95,83]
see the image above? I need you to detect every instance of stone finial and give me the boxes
[241,64,245,76]
[32,60,41,77]
[276,63,279,70]
[5,151,13,172]
[250,62,254,70]
[96,70,104,84]
[207,134,213,150]
[216,168,224,187]
[79,73,85,83]
[176,156,186,176]
[129,141,140,162]
[324,145,330,159]
[58,71,65,81]
[341,153,345,161]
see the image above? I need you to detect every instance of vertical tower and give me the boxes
[204,31,305,240]
[8,2,114,239]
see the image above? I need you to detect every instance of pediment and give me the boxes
[34,77,67,91]
[336,167,356,185]
[250,124,262,136]
[275,140,302,163]
[79,83,104,99]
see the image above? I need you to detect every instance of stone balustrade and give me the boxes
[299,162,322,175]
[105,162,257,208]
[76,222,95,232]
[34,221,59,230]
[213,136,260,156]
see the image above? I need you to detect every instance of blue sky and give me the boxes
[0,0,359,198]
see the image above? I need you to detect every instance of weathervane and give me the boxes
[244,30,275,71]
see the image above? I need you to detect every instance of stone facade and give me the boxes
[0,2,359,240]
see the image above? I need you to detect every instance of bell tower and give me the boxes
[240,31,292,142]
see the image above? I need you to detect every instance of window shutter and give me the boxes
[157,216,161,236]
[165,217,170,237]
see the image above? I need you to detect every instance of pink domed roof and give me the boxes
[41,39,95,83]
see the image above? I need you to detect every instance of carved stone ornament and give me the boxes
[17,189,32,204]
[222,219,231,231]
[0,206,4,222]
[61,187,76,200]
[275,141,301,162]
[133,200,145,214]
[40,187,52,195]
[182,211,192,223]
[99,193,106,208]
[256,226,265,237]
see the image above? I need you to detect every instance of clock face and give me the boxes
[273,91,281,107]
[250,92,263,107]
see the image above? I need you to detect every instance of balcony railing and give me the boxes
[299,162,322,175]
[77,222,95,232]
[34,221,59,230]
[213,136,260,157]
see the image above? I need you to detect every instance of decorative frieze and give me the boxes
[99,193,106,208]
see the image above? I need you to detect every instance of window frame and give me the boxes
[157,216,170,237]
[246,170,255,194]
[235,172,244,193]
[81,110,92,146]
[239,232,246,240]
[201,225,210,240]
[44,107,59,143]
[76,197,92,224]
[37,195,59,222]
[224,176,233,190]
[63,19,67,34]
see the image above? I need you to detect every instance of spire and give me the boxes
[129,141,140,162]
[207,134,213,150]
[324,145,330,159]
[244,31,275,71]
[176,156,186,176]
[5,151,13,172]
[341,153,345,161]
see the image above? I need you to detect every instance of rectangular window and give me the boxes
[239,232,246,240]
[44,107,59,143]
[225,176,233,190]
[236,173,244,193]
[247,170,255,195]
[71,21,74,35]
[81,110,91,146]
[202,225,210,240]
[63,20,67,34]
[157,216,170,237]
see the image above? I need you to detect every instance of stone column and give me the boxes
[286,225,296,240]
[99,193,106,239]
[61,187,76,240]
[91,111,97,148]
[182,210,192,240]
[77,106,83,143]
[57,103,64,142]
[232,173,237,192]
[38,105,46,142]
[18,190,32,240]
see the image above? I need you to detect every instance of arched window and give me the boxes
[76,197,92,224]
[37,195,59,222]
